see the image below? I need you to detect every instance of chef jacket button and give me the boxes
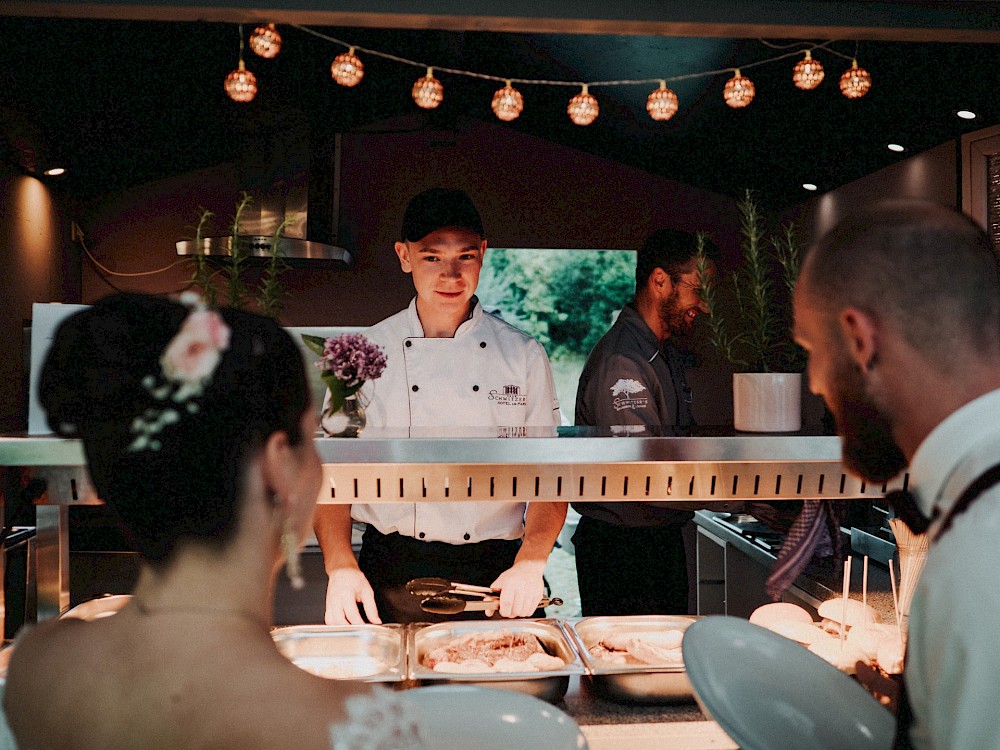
[405,340,412,347]
[412,385,419,392]
[479,341,487,348]
[473,385,479,392]
[463,533,471,540]
[418,532,426,539]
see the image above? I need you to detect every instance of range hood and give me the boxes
[176,129,351,268]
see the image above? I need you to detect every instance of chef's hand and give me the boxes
[491,560,546,618]
[324,567,380,625]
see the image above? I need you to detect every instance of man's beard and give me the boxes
[832,359,908,483]
[659,288,692,336]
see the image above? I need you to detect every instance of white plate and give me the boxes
[404,685,588,749]
[682,616,895,750]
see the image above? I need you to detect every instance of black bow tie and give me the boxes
[883,489,933,535]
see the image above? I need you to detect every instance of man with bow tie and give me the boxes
[793,200,1000,749]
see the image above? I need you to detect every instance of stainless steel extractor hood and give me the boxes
[176,129,351,267]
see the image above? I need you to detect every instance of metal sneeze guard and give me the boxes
[0,428,907,621]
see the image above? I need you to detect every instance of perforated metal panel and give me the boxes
[320,461,907,504]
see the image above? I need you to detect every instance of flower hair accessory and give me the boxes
[128,293,231,452]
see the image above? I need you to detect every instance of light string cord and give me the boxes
[292,25,858,88]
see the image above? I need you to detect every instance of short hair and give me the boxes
[635,229,718,293]
[802,200,1000,361]
[39,293,311,564]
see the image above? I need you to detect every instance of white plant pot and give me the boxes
[733,372,802,432]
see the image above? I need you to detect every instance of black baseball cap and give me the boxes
[401,188,484,242]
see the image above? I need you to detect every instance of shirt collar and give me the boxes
[619,303,662,362]
[404,296,482,338]
[908,387,1000,520]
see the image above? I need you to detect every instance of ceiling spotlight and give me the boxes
[43,167,66,176]
[887,143,905,153]
[956,110,977,120]
[802,183,818,191]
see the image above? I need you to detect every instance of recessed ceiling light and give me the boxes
[887,143,905,153]
[802,183,818,191]
[956,110,977,120]
[43,167,66,176]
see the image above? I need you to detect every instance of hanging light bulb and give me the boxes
[839,59,872,99]
[491,80,524,122]
[723,69,755,108]
[412,67,444,109]
[646,80,679,122]
[225,27,258,103]
[567,84,599,126]
[249,23,281,59]
[331,46,365,87]
[792,50,824,90]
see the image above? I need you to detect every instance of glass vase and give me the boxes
[322,395,366,437]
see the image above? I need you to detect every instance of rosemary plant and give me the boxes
[225,192,253,311]
[189,208,217,306]
[697,190,805,373]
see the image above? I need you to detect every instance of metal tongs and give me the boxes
[405,576,561,615]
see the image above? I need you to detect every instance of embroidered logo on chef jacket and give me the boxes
[610,378,649,411]
[488,384,527,407]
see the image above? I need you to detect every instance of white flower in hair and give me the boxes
[128,294,231,452]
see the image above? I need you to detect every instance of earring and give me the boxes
[281,515,305,590]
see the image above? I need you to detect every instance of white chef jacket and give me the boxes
[903,387,1000,750]
[335,298,560,544]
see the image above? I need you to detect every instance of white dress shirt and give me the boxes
[904,388,1000,749]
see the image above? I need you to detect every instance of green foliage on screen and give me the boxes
[477,248,636,359]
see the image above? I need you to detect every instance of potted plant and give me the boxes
[696,190,806,432]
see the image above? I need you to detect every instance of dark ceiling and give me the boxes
[1,15,998,210]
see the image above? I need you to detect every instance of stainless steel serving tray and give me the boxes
[271,624,406,682]
[60,594,132,621]
[567,615,698,704]
[407,619,585,703]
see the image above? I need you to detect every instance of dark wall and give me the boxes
[0,168,79,432]
[78,117,742,326]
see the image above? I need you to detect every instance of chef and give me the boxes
[313,187,565,625]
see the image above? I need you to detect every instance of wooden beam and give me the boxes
[3,1,999,42]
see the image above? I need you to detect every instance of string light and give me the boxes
[412,67,444,109]
[646,80,679,121]
[331,46,365,87]
[249,23,281,59]
[839,59,872,99]
[278,26,880,124]
[723,69,755,108]
[491,80,524,121]
[225,26,257,103]
[792,50,824,90]
[567,84,599,125]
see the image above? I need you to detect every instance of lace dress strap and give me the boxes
[329,686,426,750]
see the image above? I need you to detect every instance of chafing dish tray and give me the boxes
[407,619,585,703]
[60,594,132,621]
[568,615,698,704]
[271,624,406,682]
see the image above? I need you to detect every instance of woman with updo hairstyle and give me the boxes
[3,293,424,750]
